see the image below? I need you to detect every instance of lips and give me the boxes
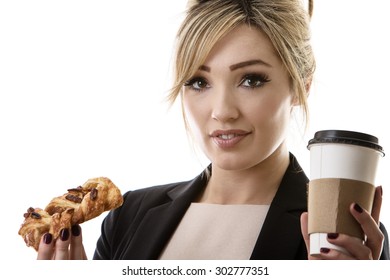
[210,129,251,149]
[218,134,237,140]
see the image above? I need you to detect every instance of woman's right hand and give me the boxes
[300,186,384,260]
[37,225,87,260]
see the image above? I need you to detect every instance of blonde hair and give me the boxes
[168,0,315,123]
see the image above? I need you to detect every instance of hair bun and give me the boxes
[186,0,198,8]
[187,0,209,9]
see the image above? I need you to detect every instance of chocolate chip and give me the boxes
[67,186,83,192]
[31,212,41,219]
[90,188,98,200]
[65,194,82,203]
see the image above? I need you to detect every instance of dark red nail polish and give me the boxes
[379,186,383,197]
[43,233,52,244]
[60,228,70,241]
[71,225,81,237]
[327,233,339,239]
[320,248,330,254]
[354,203,363,213]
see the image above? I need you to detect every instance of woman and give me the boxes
[37,0,389,260]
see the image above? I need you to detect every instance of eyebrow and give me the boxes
[198,59,272,72]
[229,59,272,70]
[199,65,211,72]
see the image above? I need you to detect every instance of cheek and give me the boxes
[182,95,208,136]
[247,93,293,126]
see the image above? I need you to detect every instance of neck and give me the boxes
[198,144,290,205]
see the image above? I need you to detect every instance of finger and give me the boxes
[350,203,384,259]
[300,213,310,249]
[371,186,383,224]
[316,247,355,260]
[325,233,372,260]
[82,247,88,259]
[70,225,87,260]
[37,233,54,260]
[300,212,320,259]
[53,228,71,260]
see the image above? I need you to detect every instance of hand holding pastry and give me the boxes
[18,177,123,255]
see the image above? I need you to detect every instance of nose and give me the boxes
[211,87,240,122]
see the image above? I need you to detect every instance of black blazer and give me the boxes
[93,154,389,260]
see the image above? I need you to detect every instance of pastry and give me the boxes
[18,177,123,251]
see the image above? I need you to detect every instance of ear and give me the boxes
[291,89,300,107]
[305,77,312,98]
[291,78,312,107]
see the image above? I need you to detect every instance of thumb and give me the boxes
[300,212,311,257]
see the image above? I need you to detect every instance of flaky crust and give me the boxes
[18,177,123,251]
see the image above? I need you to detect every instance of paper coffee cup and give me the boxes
[307,130,384,257]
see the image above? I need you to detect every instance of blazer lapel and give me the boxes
[250,154,309,259]
[119,155,308,260]
[120,170,208,259]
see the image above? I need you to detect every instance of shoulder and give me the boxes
[121,180,190,207]
[120,168,210,209]
[119,171,207,213]
[272,153,308,210]
[98,179,197,240]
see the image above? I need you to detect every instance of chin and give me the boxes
[212,157,261,171]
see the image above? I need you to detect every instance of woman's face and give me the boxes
[182,24,294,171]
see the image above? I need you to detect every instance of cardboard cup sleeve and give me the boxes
[308,178,375,239]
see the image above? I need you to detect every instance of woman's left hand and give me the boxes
[300,186,384,260]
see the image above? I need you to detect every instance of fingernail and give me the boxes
[71,225,81,237]
[327,233,339,239]
[379,186,383,197]
[320,248,330,254]
[60,228,70,241]
[354,203,363,213]
[43,233,52,244]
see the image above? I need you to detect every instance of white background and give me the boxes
[0,0,389,263]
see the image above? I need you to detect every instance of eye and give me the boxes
[240,74,270,89]
[184,77,210,92]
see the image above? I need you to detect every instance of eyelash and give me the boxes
[240,73,271,89]
[184,77,210,92]
[184,73,271,92]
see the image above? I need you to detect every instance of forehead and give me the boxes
[202,24,281,68]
